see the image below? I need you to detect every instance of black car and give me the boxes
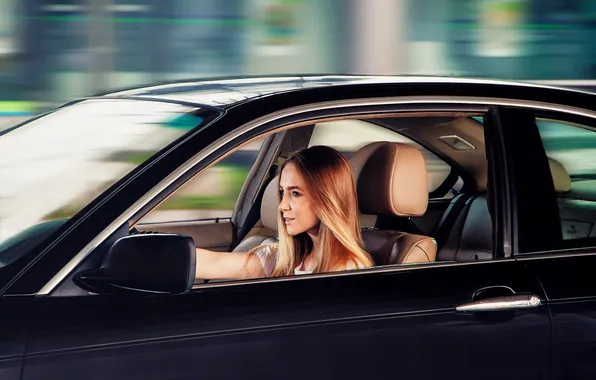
[1,75,596,380]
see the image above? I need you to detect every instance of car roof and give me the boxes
[96,74,595,108]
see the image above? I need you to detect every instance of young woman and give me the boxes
[195,145,374,280]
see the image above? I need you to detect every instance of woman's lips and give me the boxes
[284,217,294,224]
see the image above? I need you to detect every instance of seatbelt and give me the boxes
[433,193,475,249]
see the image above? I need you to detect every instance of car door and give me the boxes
[15,101,552,380]
[498,106,596,380]
[19,258,550,380]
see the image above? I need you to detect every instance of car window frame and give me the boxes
[32,90,596,300]
[15,89,596,297]
[173,104,509,291]
[22,97,510,298]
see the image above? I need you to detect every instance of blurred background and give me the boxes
[2,0,596,118]
[3,0,596,239]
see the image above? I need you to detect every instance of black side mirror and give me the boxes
[76,234,196,295]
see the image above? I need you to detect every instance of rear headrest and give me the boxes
[350,142,428,217]
[548,157,571,193]
[260,177,279,232]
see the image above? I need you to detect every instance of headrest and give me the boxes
[350,142,428,217]
[548,157,571,193]
[260,177,279,231]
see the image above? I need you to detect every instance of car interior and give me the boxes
[41,109,596,297]
[134,111,498,279]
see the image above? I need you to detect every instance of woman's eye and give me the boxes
[291,191,300,197]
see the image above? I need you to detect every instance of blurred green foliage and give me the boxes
[159,165,249,210]
[43,164,250,220]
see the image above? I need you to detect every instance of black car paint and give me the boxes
[1,76,596,379]
[522,254,596,380]
[0,298,30,380]
[24,260,550,380]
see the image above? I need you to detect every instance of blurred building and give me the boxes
[1,0,596,112]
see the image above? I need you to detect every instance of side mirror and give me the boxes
[76,234,196,295]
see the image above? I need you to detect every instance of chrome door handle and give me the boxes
[455,294,541,313]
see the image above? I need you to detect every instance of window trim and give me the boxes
[39,94,596,296]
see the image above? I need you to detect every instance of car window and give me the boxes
[309,119,453,195]
[124,115,484,285]
[0,99,210,250]
[536,118,596,242]
[143,137,266,223]
[55,111,497,297]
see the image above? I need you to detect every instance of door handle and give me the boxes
[455,294,541,313]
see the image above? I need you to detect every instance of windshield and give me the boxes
[0,99,210,249]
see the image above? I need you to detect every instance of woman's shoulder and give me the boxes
[254,244,278,277]
[254,244,278,258]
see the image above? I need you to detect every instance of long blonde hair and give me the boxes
[251,145,373,276]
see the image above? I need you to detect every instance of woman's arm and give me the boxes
[195,248,265,281]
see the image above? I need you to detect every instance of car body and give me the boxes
[1,75,596,380]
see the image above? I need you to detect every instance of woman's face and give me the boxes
[278,162,320,236]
